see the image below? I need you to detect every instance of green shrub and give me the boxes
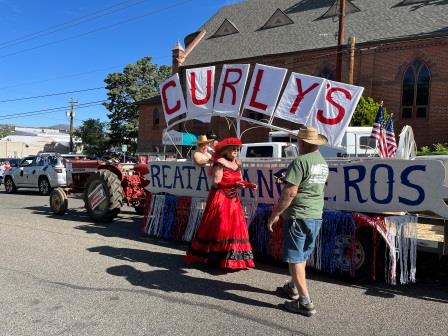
[418,144,448,156]
[433,143,448,152]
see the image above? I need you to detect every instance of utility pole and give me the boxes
[348,36,356,84]
[67,98,78,153]
[336,0,346,82]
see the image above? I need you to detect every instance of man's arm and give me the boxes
[267,182,298,232]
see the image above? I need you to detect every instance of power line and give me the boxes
[0,65,123,91]
[0,0,149,50]
[0,87,105,103]
[0,100,106,120]
[0,0,194,60]
[0,55,171,91]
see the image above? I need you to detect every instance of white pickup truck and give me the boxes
[239,142,298,160]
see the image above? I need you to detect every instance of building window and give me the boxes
[401,60,431,119]
[153,108,160,126]
[210,19,239,38]
[260,8,293,30]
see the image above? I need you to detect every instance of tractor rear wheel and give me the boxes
[49,187,68,215]
[84,170,123,222]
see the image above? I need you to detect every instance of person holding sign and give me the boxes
[192,135,213,166]
[267,126,329,317]
[186,137,257,269]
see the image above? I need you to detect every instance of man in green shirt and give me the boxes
[267,126,329,317]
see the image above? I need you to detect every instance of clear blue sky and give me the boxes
[0,0,238,128]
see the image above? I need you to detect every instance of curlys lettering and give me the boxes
[248,69,268,111]
[161,80,180,114]
[316,87,352,125]
[219,68,243,105]
[190,70,213,106]
[290,79,320,114]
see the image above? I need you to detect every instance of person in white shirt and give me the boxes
[193,135,214,166]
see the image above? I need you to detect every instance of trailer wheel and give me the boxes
[334,229,385,281]
[50,188,68,215]
[84,169,123,222]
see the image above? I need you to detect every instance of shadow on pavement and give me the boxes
[88,245,278,309]
[25,201,448,305]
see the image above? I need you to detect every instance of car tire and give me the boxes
[38,177,51,196]
[84,169,123,222]
[4,177,17,194]
[50,188,68,215]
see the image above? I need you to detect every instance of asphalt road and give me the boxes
[0,186,447,336]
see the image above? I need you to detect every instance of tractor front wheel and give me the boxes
[84,170,123,222]
[49,188,68,215]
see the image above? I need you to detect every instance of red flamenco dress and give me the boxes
[186,163,255,269]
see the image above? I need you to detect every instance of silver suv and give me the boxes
[3,153,66,195]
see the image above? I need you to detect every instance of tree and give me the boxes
[0,124,15,139]
[104,56,171,152]
[351,96,389,126]
[75,118,108,156]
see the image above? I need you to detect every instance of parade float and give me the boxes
[142,63,446,284]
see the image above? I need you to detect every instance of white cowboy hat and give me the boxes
[296,126,328,145]
[193,135,214,145]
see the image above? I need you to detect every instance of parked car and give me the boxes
[3,153,67,195]
[0,158,19,186]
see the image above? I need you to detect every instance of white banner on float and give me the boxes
[274,73,326,124]
[213,64,250,117]
[243,64,287,117]
[307,80,364,147]
[146,159,448,218]
[159,74,187,123]
[186,66,215,123]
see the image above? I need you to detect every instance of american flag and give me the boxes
[384,116,397,158]
[370,104,396,158]
[370,104,385,141]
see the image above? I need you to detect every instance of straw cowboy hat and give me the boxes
[214,137,242,154]
[296,126,328,145]
[193,135,214,145]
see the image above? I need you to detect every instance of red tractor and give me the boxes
[49,159,149,222]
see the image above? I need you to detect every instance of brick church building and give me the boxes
[137,0,448,154]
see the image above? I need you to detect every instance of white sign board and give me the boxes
[275,73,325,124]
[185,66,215,123]
[214,64,250,117]
[307,80,364,146]
[243,64,287,116]
[159,74,187,123]
[146,159,448,218]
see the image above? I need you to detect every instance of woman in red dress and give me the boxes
[186,137,257,269]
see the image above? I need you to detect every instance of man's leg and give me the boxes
[289,261,309,300]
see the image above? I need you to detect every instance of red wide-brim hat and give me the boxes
[214,137,242,154]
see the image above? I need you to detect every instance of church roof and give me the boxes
[182,0,448,67]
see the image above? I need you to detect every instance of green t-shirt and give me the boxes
[282,151,329,220]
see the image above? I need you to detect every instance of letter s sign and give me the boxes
[317,87,352,125]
